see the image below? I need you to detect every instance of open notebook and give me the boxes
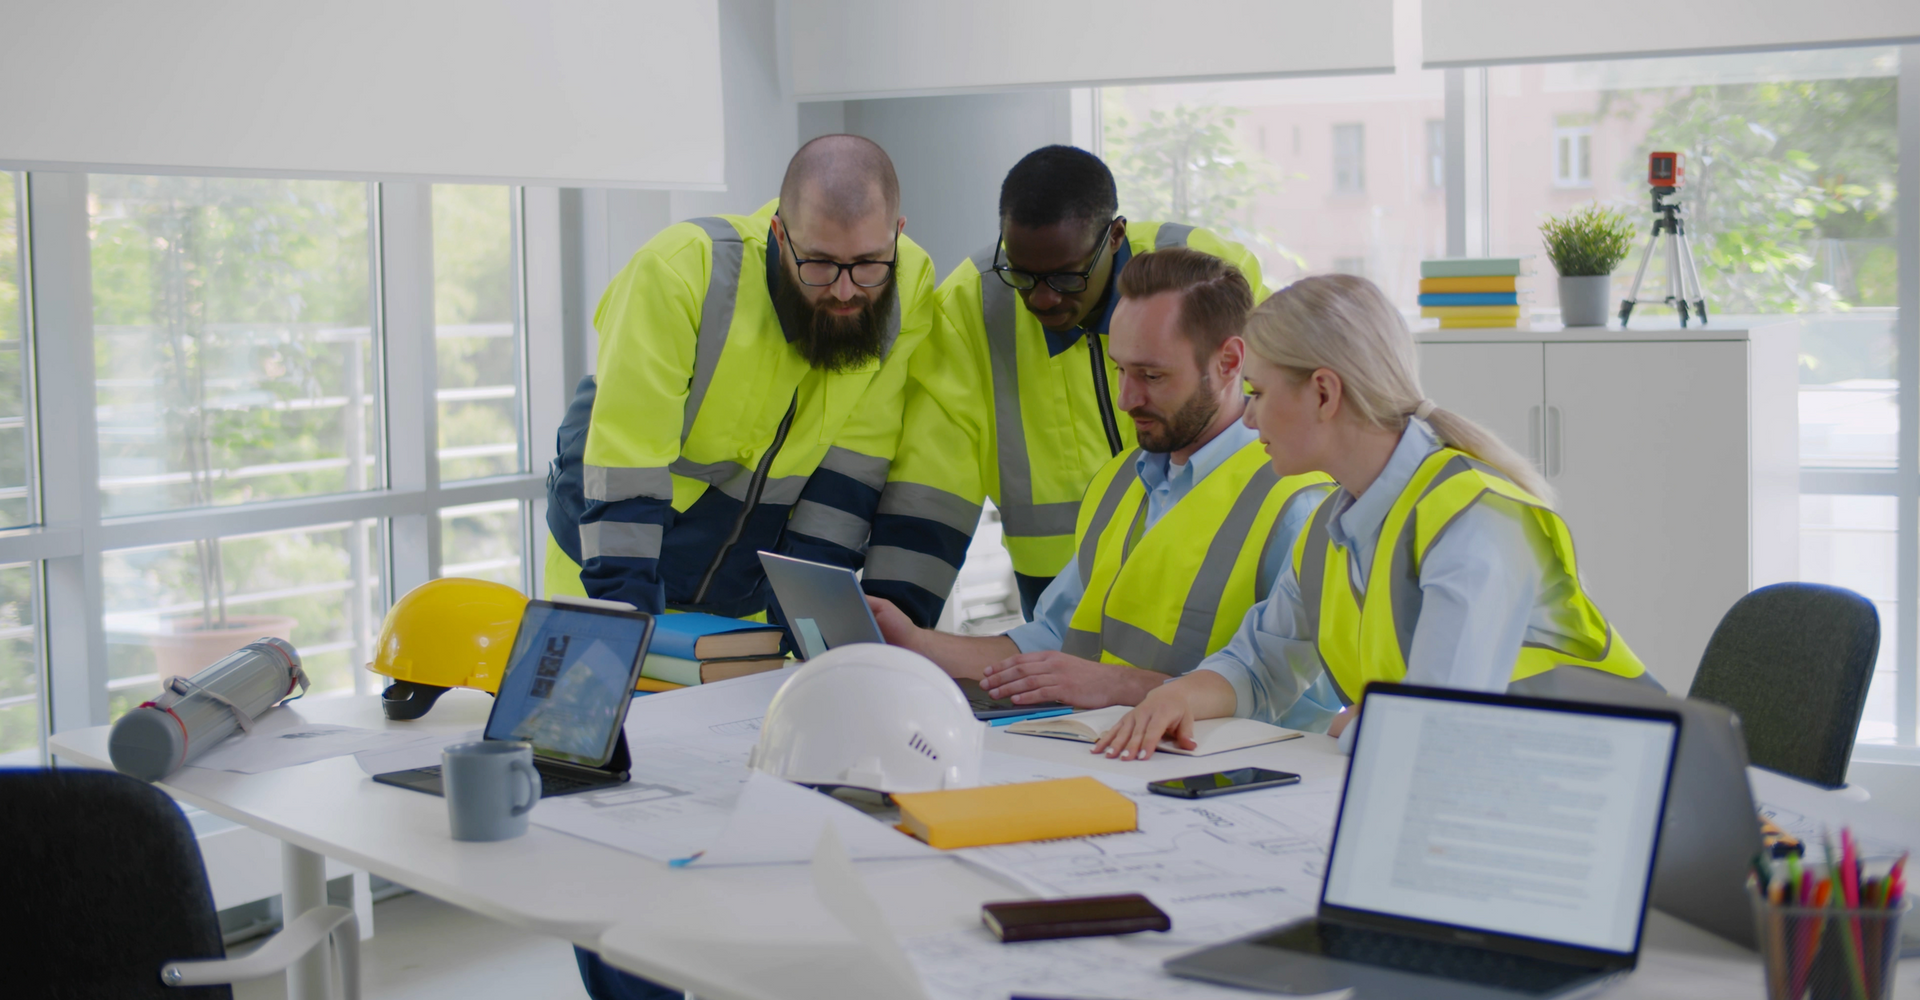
[1004,705,1304,756]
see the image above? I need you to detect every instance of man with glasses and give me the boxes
[861,145,1266,628]
[545,135,937,1000]
[543,132,934,628]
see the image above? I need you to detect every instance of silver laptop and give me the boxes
[1520,670,1763,948]
[1167,683,1682,999]
[756,551,1066,720]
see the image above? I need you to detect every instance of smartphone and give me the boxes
[1147,767,1300,799]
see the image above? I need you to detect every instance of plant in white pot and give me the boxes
[1541,203,1636,328]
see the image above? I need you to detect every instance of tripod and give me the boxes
[1619,185,1708,327]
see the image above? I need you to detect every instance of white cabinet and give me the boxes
[1417,325,1800,692]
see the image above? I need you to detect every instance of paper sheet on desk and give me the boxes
[533,739,923,865]
[353,729,481,775]
[904,925,1351,1000]
[187,713,427,774]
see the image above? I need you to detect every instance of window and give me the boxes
[433,186,525,484]
[1333,123,1366,193]
[0,174,555,760]
[1553,126,1593,187]
[1427,119,1446,190]
[1486,47,1910,747]
[89,176,377,516]
[1104,63,1443,308]
[0,173,31,530]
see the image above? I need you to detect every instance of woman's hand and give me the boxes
[1090,683,1198,761]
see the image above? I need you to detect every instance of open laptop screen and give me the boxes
[1322,687,1678,955]
[484,601,651,767]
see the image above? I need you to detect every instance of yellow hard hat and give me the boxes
[370,577,529,720]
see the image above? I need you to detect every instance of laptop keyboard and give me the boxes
[406,763,608,798]
[1259,922,1604,995]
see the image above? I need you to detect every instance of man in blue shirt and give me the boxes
[870,249,1341,724]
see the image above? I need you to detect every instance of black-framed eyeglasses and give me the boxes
[990,217,1122,294]
[778,216,899,288]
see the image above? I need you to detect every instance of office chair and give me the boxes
[1688,582,1880,789]
[0,768,359,999]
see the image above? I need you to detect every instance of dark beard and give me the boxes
[771,270,897,373]
[1132,377,1221,454]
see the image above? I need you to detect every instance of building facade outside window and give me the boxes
[1333,123,1367,194]
[1553,124,1593,187]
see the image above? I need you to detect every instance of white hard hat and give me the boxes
[748,643,983,793]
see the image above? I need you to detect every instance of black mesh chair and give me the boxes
[1687,582,1880,789]
[1,768,359,999]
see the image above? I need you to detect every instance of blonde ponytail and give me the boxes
[1243,274,1555,505]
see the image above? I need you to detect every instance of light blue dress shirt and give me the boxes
[1197,419,1588,744]
[1003,416,1338,730]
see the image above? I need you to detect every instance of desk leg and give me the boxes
[281,843,330,1000]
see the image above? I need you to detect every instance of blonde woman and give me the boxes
[1093,274,1652,760]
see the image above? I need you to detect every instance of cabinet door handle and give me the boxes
[1545,405,1563,478]
[1528,405,1543,471]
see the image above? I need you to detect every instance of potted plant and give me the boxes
[1541,203,1636,328]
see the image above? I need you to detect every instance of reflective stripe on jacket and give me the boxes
[543,200,936,617]
[1295,448,1647,703]
[1060,442,1332,675]
[863,222,1265,625]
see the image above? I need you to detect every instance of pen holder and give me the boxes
[1749,879,1909,1000]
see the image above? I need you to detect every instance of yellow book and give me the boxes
[1420,276,1517,293]
[892,776,1136,849]
[1438,318,1523,329]
[632,676,686,693]
[1420,304,1522,319]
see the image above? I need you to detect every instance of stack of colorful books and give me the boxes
[635,612,786,693]
[1417,258,1530,329]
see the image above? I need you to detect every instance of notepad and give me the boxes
[1004,705,1304,756]
[892,776,1137,849]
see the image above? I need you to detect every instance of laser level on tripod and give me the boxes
[1619,151,1709,327]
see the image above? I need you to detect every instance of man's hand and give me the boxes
[980,651,1163,709]
[1327,706,1358,738]
[1089,682,1198,761]
[864,596,923,652]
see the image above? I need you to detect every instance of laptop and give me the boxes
[373,599,654,799]
[757,551,1066,720]
[1166,683,1682,999]
[1518,670,1764,949]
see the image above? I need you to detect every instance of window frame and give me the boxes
[1552,125,1593,188]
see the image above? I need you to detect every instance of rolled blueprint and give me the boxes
[108,637,308,781]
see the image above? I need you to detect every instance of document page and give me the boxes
[1321,692,1674,953]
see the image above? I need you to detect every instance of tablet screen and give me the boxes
[485,602,651,766]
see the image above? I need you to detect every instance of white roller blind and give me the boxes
[1424,0,1920,68]
[784,0,1396,101]
[0,0,725,189]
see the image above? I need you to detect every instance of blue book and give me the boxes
[649,613,783,660]
[1417,292,1519,307]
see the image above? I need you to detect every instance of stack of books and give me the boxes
[636,612,786,692]
[1417,258,1530,329]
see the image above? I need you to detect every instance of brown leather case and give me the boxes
[981,893,1172,942]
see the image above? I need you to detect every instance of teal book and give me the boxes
[650,613,783,660]
[1420,257,1529,278]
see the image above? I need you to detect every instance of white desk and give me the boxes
[50,679,1920,1000]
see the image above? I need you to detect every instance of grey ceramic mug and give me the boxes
[443,741,541,841]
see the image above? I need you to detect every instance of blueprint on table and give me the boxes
[959,777,1339,946]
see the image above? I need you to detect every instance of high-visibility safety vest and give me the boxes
[1295,448,1647,703]
[542,200,937,618]
[861,222,1265,626]
[1060,442,1332,674]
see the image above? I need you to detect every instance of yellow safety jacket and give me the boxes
[543,200,937,618]
[862,222,1265,626]
[1294,448,1646,703]
[1061,442,1332,674]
